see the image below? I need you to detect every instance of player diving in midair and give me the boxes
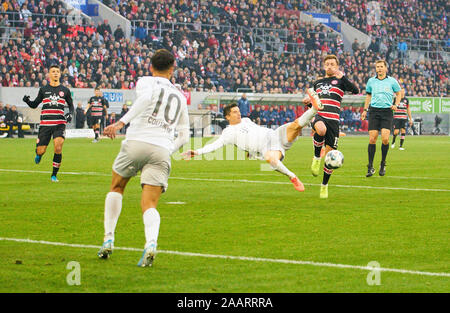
[182,89,323,192]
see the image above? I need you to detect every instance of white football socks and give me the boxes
[143,208,160,249]
[271,159,296,179]
[104,192,123,242]
[297,106,317,127]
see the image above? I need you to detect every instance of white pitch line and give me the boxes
[0,168,449,192]
[0,237,448,278]
[169,177,450,192]
[215,173,450,180]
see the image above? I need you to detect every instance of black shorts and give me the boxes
[90,116,102,127]
[368,107,393,131]
[37,124,66,147]
[393,119,407,130]
[311,114,339,149]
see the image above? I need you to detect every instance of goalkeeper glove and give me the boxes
[65,113,72,123]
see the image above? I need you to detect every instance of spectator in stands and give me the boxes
[3,104,11,115]
[97,19,112,37]
[5,105,23,138]
[351,107,362,131]
[135,21,147,42]
[106,112,117,126]
[278,106,288,125]
[260,106,268,125]
[237,93,250,118]
[295,105,304,119]
[266,106,278,127]
[0,0,447,98]
[249,104,262,125]
[368,38,379,53]
[114,24,125,41]
[341,106,353,129]
[286,105,296,122]
[352,38,360,54]
[207,33,219,48]
[398,40,408,59]
[75,102,85,129]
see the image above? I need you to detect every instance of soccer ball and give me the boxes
[324,150,344,169]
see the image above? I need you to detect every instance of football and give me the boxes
[324,150,344,169]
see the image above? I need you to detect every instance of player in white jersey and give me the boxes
[182,89,323,192]
[97,49,190,267]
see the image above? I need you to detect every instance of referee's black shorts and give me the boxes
[368,107,393,131]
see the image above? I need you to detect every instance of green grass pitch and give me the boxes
[0,135,449,292]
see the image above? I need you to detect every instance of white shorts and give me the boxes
[264,123,298,158]
[112,140,171,192]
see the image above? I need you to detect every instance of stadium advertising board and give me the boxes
[408,97,441,113]
[440,98,450,113]
[102,92,124,103]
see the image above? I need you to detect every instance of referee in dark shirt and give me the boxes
[361,60,402,177]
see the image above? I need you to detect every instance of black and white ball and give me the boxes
[324,150,344,169]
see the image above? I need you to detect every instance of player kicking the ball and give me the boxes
[182,90,323,192]
[97,49,190,267]
[304,55,359,199]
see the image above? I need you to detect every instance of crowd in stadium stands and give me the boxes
[323,0,448,45]
[103,0,447,96]
[0,0,447,98]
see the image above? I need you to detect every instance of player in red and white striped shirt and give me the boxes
[391,88,413,150]
[85,87,109,143]
[23,65,74,182]
[303,55,359,199]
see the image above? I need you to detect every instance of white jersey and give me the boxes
[120,76,189,153]
[197,118,273,157]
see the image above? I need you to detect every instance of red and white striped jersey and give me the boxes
[27,85,74,126]
[313,76,359,123]
[394,97,409,120]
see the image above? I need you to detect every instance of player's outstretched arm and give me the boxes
[23,89,44,108]
[181,134,227,160]
[104,121,125,139]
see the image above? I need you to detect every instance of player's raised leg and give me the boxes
[138,185,163,267]
[98,171,130,259]
[285,97,321,143]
